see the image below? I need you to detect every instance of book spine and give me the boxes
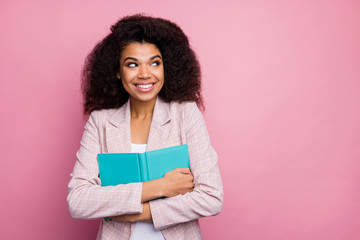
[138,153,148,182]
[145,152,149,181]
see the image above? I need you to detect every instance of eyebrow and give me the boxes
[123,55,162,63]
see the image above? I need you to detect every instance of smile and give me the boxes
[134,83,156,92]
[136,83,154,89]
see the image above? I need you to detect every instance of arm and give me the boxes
[141,167,194,202]
[109,168,194,222]
[149,103,224,230]
[67,112,143,219]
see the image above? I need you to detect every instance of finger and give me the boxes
[176,168,191,174]
[185,174,194,181]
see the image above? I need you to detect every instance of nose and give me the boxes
[137,65,151,79]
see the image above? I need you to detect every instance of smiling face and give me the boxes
[118,42,164,104]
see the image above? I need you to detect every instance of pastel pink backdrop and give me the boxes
[1,0,359,239]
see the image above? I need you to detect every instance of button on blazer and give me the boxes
[67,97,223,240]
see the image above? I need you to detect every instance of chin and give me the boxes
[131,94,158,103]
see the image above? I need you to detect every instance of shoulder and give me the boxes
[168,100,199,112]
[167,101,202,122]
[89,108,117,120]
[86,108,120,127]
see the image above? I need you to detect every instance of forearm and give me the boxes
[141,178,166,202]
[110,202,152,223]
[67,178,143,219]
[150,164,223,230]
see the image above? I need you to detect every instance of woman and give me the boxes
[67,14,223,240]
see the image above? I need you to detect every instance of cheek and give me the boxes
[120,70,135,83]
[155,68,165,81]
[121,79,131,92]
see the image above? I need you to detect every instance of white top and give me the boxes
[129,143,165,240]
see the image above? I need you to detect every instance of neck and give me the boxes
[129,97,157,119]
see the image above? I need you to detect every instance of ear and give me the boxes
[116,73,121,79]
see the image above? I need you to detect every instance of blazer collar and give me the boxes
[105,97,171,153]
[107,97,171,128]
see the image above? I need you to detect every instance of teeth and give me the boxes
[136,84,153,89]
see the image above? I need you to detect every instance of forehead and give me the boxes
[121,42,162,59]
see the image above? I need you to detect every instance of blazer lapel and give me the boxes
[147,97,172,151]
[105,99,132,153]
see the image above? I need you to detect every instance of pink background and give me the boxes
[1,0,359,239]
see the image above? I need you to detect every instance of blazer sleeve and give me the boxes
[149,102,224,230]
[67,112,143,219]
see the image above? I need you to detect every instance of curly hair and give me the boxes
[81,14,203,116]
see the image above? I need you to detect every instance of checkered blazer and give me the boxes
[67,97,223,240]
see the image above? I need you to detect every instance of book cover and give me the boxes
[98,144,190,186]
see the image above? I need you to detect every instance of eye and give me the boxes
[151,61,161,66]
[127,62,137,68]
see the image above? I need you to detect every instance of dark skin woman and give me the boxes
[67,14,223,240]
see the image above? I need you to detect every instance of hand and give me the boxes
[108,202,152,223]
[161,168,194,198]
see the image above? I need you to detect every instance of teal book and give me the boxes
[97,144,190,186]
